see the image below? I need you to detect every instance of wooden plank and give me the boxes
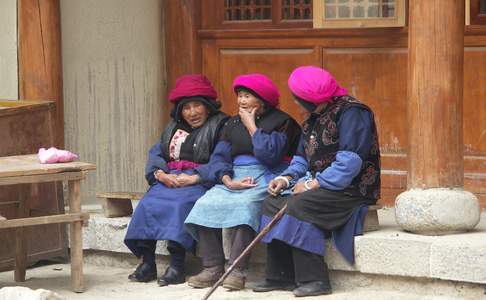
[0,171,86,186]
[68,180,83,292]
[96,192,144,200]
[0,100,55,118]
[0,213,89,229]
[18,0,64,147]
[0,155,95,178]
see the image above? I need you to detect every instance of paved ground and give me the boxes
[0,263,461,300]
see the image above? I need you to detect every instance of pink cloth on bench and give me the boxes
[38,147,79,164]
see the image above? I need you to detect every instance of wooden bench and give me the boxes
[363,204,382,232]
[96,192,144,218]
[97,191,381,232]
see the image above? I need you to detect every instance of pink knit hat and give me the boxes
[288,66,347,105]
[232,74,280,107]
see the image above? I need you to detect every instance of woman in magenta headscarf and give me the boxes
[253,66,381,297]
[124,75,228,286]
[184,73,301,290]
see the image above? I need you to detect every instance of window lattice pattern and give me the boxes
[282,0,313,20]
[481,0,486,14]
[224,0,272,21]
[324,0,396,19]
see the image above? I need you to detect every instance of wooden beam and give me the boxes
[18,0,64,147]
[0,213,89,229]
[0,172,86,186]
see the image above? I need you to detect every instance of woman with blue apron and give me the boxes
[184,73,301,290]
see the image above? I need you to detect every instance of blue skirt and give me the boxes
[124,172,207,257]
[184,164,268,240]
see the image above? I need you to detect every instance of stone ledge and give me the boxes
[77,207,486,285]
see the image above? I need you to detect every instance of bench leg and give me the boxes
[14,184,31,282]
[69,180,83,292]
[363,210,380,232]
[103,198,133,218]
[14,228,27,282]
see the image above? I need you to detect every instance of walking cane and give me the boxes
[201,203,288,300]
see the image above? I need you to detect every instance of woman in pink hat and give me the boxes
[124,75,229,286]
[254,66,381,297]
[185,73,301,290]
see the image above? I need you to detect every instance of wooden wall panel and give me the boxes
[322,48,408,157]
[199,35,486,208]
[464,48,486,157]
[206,46,321,122]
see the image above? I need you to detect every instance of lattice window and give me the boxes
[314,0,405,28]
[224,0,272,21]
[469,0,486,25]
[282,0,313,20]
[481,0,486,14]
[324,0,396,19]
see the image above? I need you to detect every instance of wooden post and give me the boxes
[395,0,480,234]
[68,180,83,292]
[163,0,202,90]
[18,0,64,147]
[14,184,31,282]
[407,0,464,189]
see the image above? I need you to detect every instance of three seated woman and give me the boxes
[124,67,380,298]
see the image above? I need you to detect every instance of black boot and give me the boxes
[293,281,332,297]
[128,262,157,282]
[157,266,185,286]
[253,279,296,292]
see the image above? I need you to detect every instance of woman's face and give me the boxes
[181,101,209,128]
[237,90,264,113]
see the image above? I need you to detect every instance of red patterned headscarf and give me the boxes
[168,74,218,103]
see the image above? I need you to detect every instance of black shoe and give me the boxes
[253,279,296,293]
[157,266,185,286]
[128,262,157,282]
[293,281,332,297]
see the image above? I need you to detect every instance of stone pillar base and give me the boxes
[395,188,481,235]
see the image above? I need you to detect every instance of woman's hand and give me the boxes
[239,107,258,135]
[222,175,257,190]
[267,178,289,196]
[293,179,319,194]
[175,173,200,187]
[155,170,179,188]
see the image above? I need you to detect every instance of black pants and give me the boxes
[135,239,186,270]
[197,225,255,268]
[265,239,330,284]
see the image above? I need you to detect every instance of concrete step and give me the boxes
[73,206,486,298]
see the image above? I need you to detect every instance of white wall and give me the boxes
[0,0,18,100]
[61,0,167,204]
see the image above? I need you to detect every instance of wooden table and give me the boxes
[0,154,95,292]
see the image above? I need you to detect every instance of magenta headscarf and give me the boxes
[168,74,218,103]
[288,66,347,105]
[232,73,280,107]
